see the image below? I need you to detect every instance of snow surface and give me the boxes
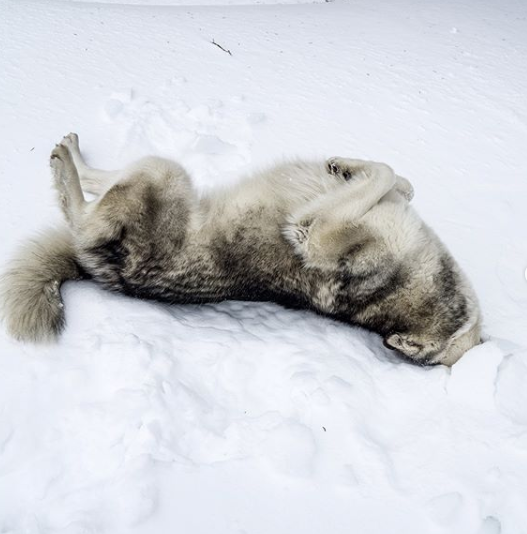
[67,0,326,4]
[1,0,527,532]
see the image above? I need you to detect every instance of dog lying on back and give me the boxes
[0,134,481,365]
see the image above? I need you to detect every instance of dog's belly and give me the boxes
[121,249,314,311]
[82,206,403,333]
[83,217,317,310]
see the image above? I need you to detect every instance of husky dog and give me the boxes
[0,133,481,365]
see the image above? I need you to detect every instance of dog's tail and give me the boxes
[0,227,83,342]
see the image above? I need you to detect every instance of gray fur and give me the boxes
[0,227,82,342]
[0,133,481,365]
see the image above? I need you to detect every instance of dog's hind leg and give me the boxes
[59,133,121,196]
[50,141,87,228]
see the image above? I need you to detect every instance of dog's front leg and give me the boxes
[283,159,396,269]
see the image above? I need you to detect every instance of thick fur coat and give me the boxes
[0,134,481,365]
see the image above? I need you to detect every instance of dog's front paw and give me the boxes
[326,157,370,182]
[394,175,414,202]
[327,157,353,181]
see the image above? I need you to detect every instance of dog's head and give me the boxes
[380,254,481,367]
[383,312,481,366]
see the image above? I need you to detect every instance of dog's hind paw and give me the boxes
[60,132,80,153]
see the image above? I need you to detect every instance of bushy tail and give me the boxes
[0,228,82,342]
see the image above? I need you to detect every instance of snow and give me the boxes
[1,0,527,532]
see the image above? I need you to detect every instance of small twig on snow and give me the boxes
[211,39,232,56]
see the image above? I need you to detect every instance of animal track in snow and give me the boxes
[101,83,266,188]
[476,516,501,534]
[425,492,464,526]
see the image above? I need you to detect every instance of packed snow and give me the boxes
[1,0,527,532]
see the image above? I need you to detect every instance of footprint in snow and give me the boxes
[476,516,501,534]
[425,492,464,526]
[100,87,266,187]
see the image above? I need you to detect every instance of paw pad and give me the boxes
[326,158,354,181]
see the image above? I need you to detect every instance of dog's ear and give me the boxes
[383,333,443,360]
[384,333,420,355]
